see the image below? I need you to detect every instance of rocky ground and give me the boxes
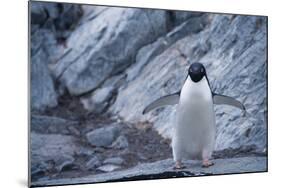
[31,94,267,186]
[32,157,267,187]
[31,93,267,186]
[30,2,268,187]
[31,94,172,183]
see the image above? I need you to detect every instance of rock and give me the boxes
[30,2,83,39]
[31,133,83,175]
[110,135,129,149]
[32,156,267,186]
[86,125,121,147]
[103,157,124,165]
[97,164,121,172]
[29,3,210,112]
[31,115,79,135]
[80,86,115,113]
[31,48,58,111]
[30,2,51,25]
[86,156,101,170]
[30,2,84,111]
[56,156,75,172]
[110,15,267,151]
[125,14,209,82]
[50,7,169,96]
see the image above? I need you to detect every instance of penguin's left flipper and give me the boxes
[212,93,246,112]
[143,92,180,114]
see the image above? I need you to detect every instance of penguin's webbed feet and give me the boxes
[202,159,214,168]
[173,161,185,170]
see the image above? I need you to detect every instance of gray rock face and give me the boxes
[31,48,58,111]
[30,133,81,176]
[86,125,121,147]
[125,14,209,83]
[30,2,83,111]
[32,156,267,186]
[110,15,267,151]
[30,2,211,111]
[51,7,169,96]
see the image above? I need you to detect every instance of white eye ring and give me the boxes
[201,68,204,73]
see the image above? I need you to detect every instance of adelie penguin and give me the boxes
[143,62,246,169]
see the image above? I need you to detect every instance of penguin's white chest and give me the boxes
[172,77,215,161]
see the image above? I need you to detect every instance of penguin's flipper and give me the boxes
[213,93,246,111]
[143,92,180,114]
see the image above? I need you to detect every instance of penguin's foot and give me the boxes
[202,159,214,168]
[173,161,185,170]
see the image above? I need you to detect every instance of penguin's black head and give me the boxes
[188,63,206,82]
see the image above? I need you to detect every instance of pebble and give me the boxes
[97,164,121,172]
[86,125,120,147]
[103,157,124,165]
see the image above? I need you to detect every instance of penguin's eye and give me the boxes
[200,68,204,73]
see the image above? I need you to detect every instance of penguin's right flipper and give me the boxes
[142,92,180,114]
[212,93,246,111]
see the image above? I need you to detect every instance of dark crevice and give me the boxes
[54,46,92,81]
[165,11,176,32]
[79,8,110,26]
